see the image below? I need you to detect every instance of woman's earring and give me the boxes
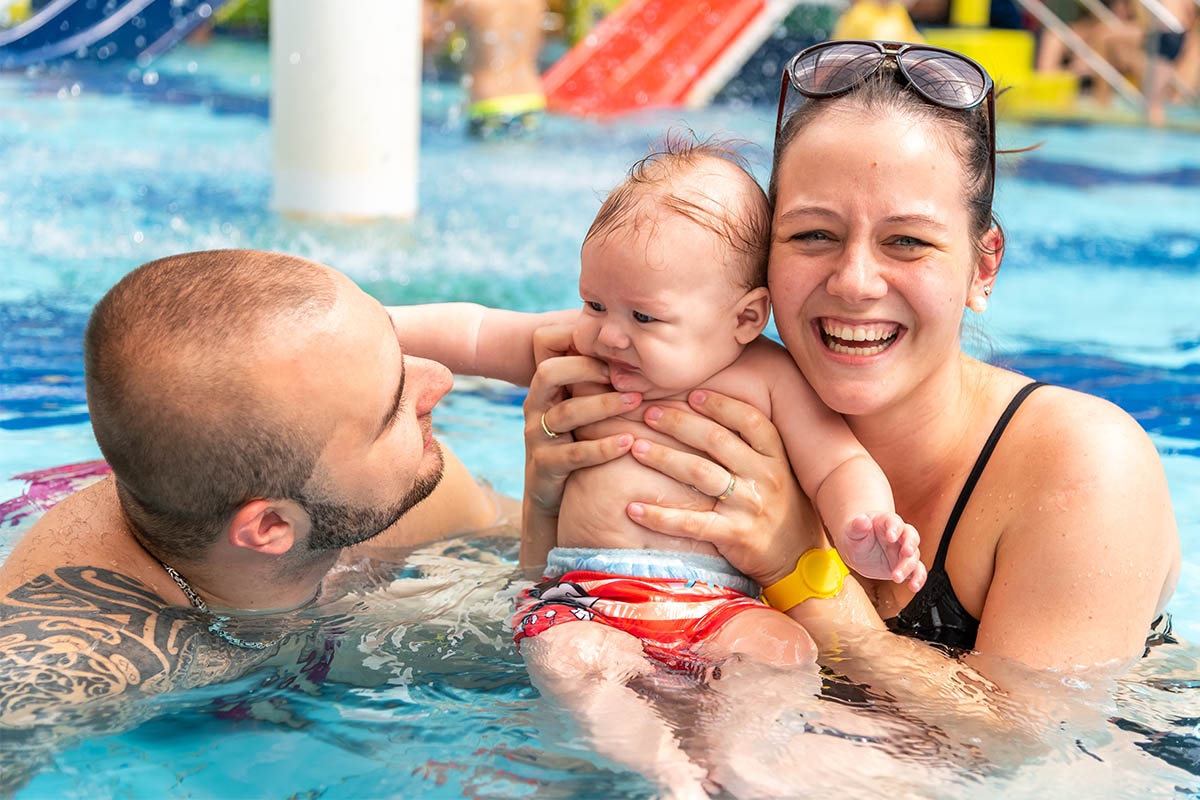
[968,284,993,313]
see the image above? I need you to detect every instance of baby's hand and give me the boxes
[839,513,926,592]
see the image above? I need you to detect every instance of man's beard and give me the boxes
[301,443,446,552]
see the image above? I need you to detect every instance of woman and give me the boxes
[524,41,1181,688]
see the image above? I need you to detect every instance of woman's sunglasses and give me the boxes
[775,40,996,181]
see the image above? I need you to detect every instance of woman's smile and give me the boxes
[817,318,902,357]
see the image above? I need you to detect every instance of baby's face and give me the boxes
[574,213,752,399]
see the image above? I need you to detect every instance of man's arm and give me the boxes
[0,477,298,790]
[0,563,270,792]
[0,563,270,723]
[388,303,576,386]
[0,477,278,713]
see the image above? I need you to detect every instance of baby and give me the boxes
[395,134,924,794]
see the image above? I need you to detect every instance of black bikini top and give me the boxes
[885,382,1047,651]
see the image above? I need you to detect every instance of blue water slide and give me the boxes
[0,0,230,70]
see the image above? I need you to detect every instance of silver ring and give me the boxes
[715,474,736,502]
[540,412,559,439]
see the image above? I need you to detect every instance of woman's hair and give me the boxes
[584,130,772,289]
[769,68,997,244]
[84,250,337,562]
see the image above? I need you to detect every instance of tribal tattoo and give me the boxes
[0,566,271,727]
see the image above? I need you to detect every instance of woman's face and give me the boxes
[768,106,984,417]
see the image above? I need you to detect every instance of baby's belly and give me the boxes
[557,453,722,558]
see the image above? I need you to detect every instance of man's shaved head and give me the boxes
[85,249,338,561]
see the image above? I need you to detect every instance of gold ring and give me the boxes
[540,412,559,439]
[715,474,736,501]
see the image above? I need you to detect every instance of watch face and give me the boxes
[801,548,850,597]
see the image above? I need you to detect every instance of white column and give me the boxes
[271,0,421,220]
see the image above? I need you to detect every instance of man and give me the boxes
[423,0,547,138]
[0,250,516,755]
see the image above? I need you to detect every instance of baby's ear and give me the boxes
[733,287,771,344]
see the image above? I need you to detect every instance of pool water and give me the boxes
[1,36,1198,798]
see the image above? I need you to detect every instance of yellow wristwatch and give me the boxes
[761,548,850,612]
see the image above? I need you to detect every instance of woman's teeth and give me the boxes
[821,322,898,356]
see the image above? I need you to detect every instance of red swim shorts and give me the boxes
[511,570,768,670]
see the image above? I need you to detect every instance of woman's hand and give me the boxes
[625,389,824,587]
[520,325,641,569]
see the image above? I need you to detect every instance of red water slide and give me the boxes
[543,0,793,116]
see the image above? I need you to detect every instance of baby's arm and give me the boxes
[763,349,924,589]
[387,303,576,386]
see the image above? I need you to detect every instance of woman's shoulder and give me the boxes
[1004,380,1158,467]
[980,373,1173,538]
[974,372,1180,656]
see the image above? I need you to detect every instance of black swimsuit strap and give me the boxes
[931,381,1047,570]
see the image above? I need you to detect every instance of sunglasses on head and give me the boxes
[775,40,996,181]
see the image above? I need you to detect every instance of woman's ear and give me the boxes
[227,499,307,556]
[977,224,1003,284]
[734,287,771,344]
[968,225,1003,312]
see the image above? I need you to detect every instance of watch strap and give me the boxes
[761,548,850,612]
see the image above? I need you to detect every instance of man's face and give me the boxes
[259,267,453,551]
[299,470,442,552]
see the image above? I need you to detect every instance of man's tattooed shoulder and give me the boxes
[0,567,263,725]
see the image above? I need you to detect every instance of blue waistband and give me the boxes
[545,547,759,597]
